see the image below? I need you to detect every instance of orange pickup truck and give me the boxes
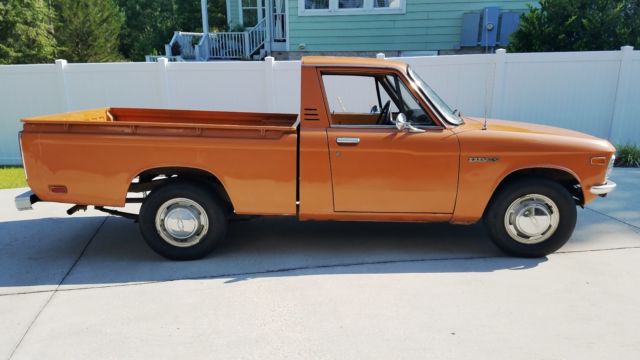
[15,56,616,260]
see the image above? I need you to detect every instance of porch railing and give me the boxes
[196,18,267,60]
[165,32,204,60]
[145,55,184,62]
[247,18,267,56]
[160,19,267,62]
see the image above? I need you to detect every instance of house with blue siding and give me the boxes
[157,0,536,62]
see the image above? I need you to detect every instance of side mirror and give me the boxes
[394,113,408,131]
[394,113,425,133]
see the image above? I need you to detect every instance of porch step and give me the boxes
[252,48,268,61]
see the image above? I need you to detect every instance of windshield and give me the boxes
[406,66,463,125]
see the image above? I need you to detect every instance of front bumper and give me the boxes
[15,190,39,211]
[590,180,617,196]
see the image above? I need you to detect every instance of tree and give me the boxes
[508,0,640,52]
[117,0,179,61]
[54,0,124,62]
[0,0,56,64]
[117,0,228,61]
[175,0,227,33]
[622,0,640,46]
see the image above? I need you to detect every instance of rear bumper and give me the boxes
[15,190,39,211]
[590,180,617,196]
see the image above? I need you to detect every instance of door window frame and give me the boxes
[317,67,446,129]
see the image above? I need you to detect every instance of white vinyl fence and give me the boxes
[0,47,638,165]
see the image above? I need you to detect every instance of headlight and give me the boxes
[606,155,615,179]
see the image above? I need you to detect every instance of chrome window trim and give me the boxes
[330,124,444,130]
[317,66,450,128]
[406,67,463,126]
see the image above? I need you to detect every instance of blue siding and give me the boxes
[287,0,533,52]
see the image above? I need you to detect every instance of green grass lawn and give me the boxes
[0,166,27,189]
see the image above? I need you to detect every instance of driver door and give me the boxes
[322,71,459,214]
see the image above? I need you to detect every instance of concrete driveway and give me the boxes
[0,168,639,359]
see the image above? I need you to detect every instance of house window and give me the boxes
[242,0,259,27]
[305,0,329,9]
[299,0,405,15]
[373,0,400,9]
[338,0,363,9]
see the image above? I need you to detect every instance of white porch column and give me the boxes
[265,0,272,54]
[201,0,210,60]
[201,0,209,35]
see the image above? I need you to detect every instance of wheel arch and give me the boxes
[130,166,234,212]
[486,167,584,215]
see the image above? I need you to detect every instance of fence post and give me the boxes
[490,48,507,119]
[264,56,276,112]
[55,59,70,112]
[608,45,634,143]
[157,57,170,108]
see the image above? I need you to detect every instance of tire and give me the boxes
[139,181,228,260]
[484,178,577,257]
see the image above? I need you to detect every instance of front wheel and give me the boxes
[139,182,228,260]
[484,178,577,257]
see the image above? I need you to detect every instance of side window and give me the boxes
[322,75,378,115]
[321,72,434,126]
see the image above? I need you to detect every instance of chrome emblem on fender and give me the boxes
[468,157,499,163]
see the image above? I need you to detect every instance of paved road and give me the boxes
[0,169,638,359]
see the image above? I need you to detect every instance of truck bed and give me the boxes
[23,107,298,129]
[21,108,299,215]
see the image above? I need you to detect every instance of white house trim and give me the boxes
[285,0,290,51]
[298,0,406,16]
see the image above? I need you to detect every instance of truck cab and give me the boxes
[298,57,460,221]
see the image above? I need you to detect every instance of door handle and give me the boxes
[336,137,360,145]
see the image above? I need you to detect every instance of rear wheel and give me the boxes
[484,178,577,257]
[139,182,228,260]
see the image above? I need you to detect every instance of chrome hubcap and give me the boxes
[155,198,209,247]
[504,194,560,244]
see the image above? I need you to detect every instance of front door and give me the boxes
[322,72,460,214]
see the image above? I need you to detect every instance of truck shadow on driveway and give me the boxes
[0,216,546,291]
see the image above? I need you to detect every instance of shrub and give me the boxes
[508,0,640,53]
[615,144,640,167]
